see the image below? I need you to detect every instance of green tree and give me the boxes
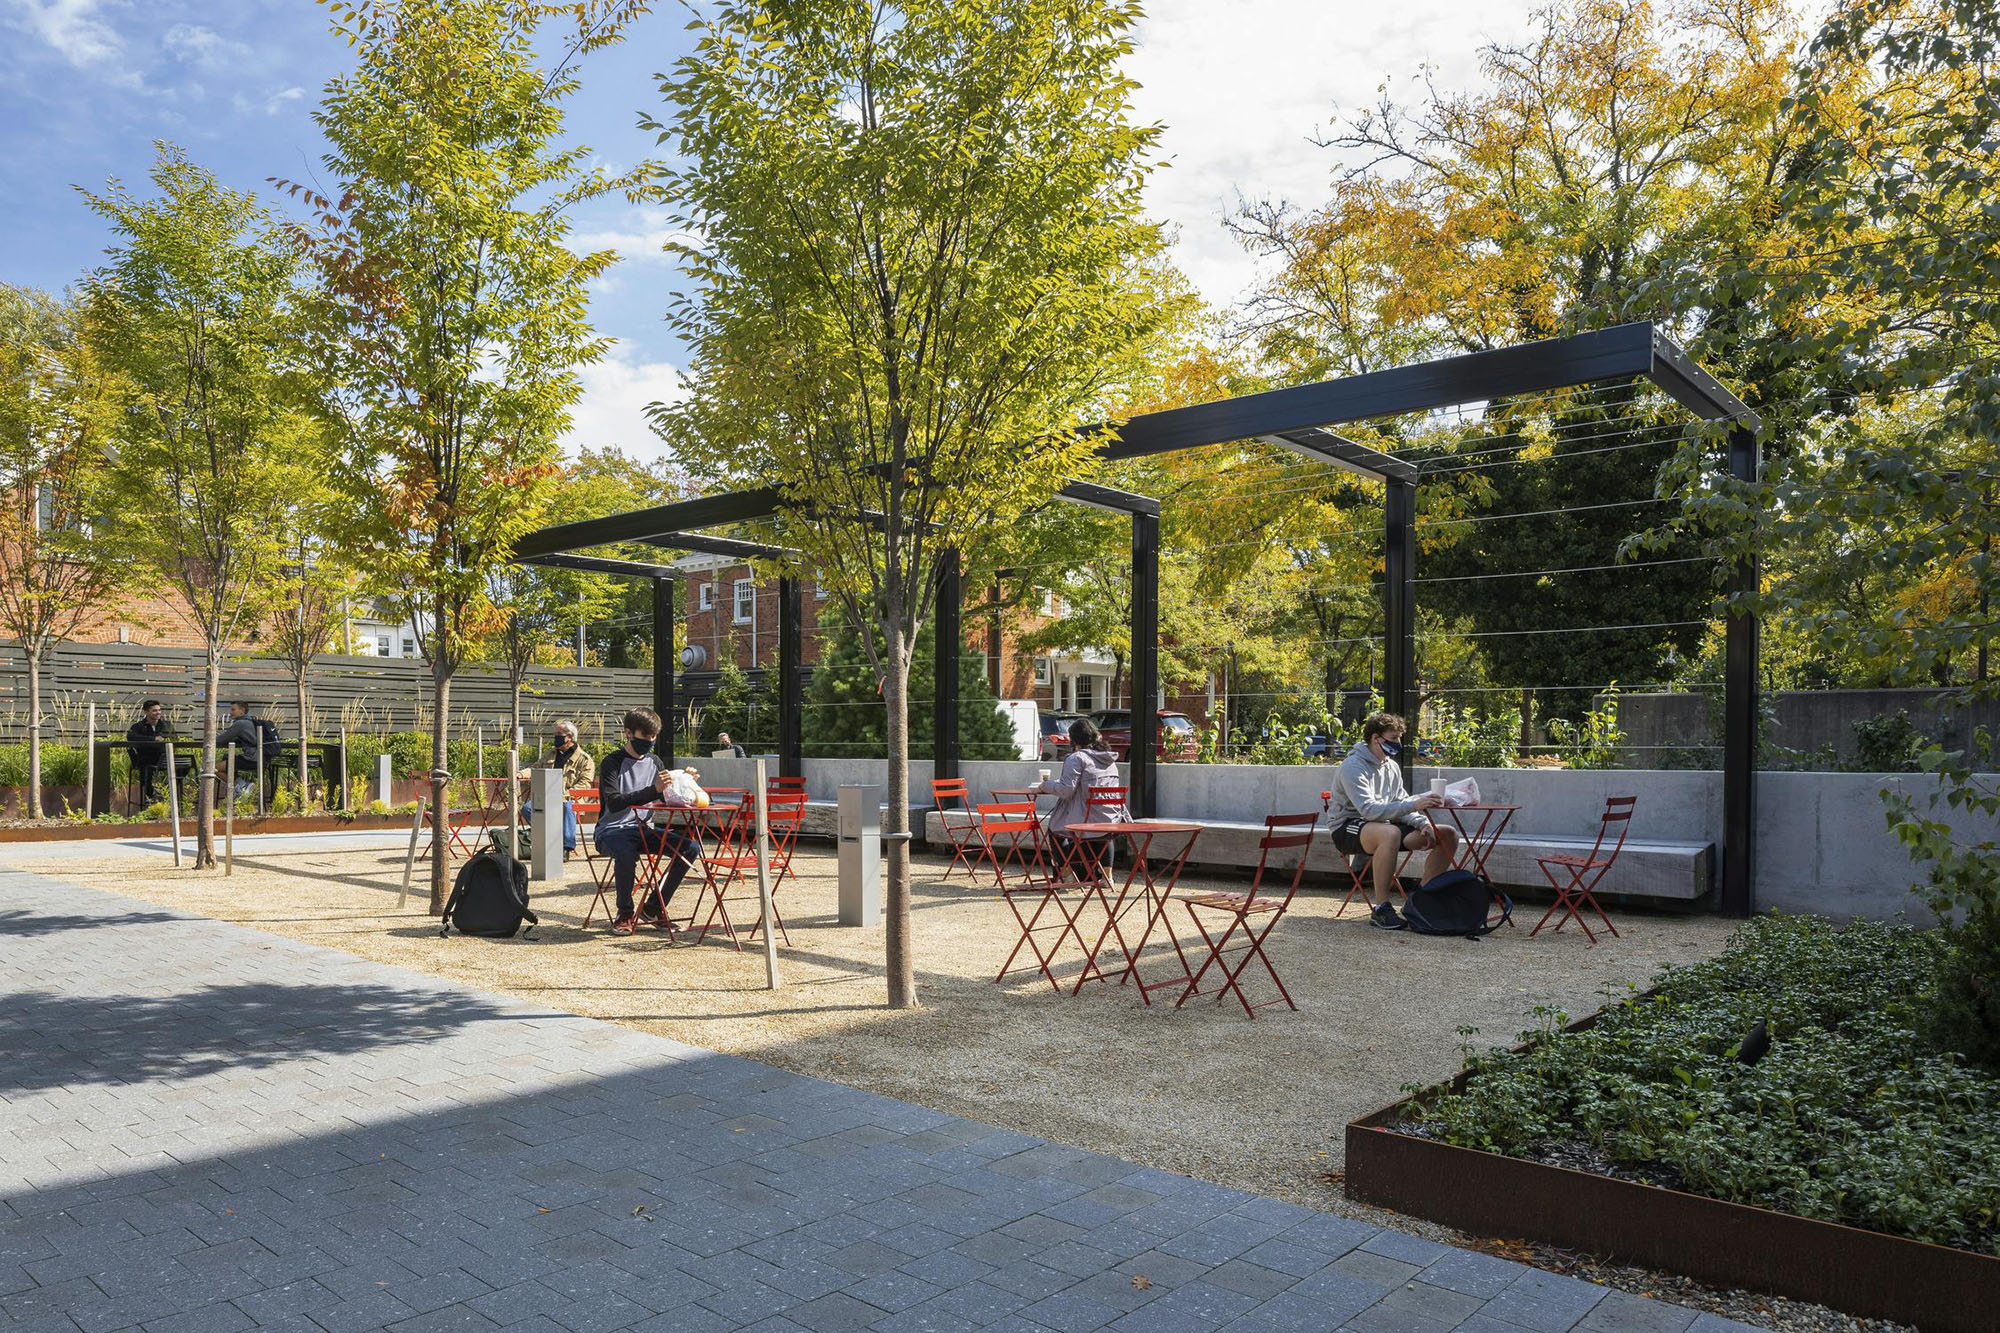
[803,610,1019,761]
[0,286,122,817]
[485,558,617,746]
[265,461,361,809]
[1683,0,2000,1058]
[648,0,1170,1006]
[83,146,301,864]
[290,0,641,912]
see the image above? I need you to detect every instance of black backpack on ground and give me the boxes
[440,851,537,939]
[1402,869,1511,939]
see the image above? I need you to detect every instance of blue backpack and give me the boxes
[1402,869,1511,938]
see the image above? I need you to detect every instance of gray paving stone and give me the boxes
[0,864,1759,1333]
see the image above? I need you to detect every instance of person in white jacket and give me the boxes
[1329,712,1458,930]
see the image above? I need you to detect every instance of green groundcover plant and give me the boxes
[1401,916,2000,1253]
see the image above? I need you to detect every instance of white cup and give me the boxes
[1037,769,1051,783]
[1429,777,1448,799]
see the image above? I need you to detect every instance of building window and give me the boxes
[402,638,416,657]
[698,583,714,612]
[1033,656,1053,686]
[1040,588,1057,616]
[814,578,828,600]
[376,635,390,657]
[1074,675,1095,713]
[733,579,755,624]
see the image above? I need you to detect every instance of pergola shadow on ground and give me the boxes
[517,323,1763,912]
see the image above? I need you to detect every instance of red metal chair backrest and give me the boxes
[1586,796,1637,867]
[568,787,601,822]
[978,801,1045,881]
[979,800,1042,837]
[770,775,807,794]
[933,777,970,811]
[1083,784,1129,820]
[1249,812,1320,909]
[764,790,808,828]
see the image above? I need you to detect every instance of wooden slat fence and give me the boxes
[0,641,654,748]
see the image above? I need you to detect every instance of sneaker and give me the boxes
[637,902,663,926]
[1371,902,1407,930]
[611,914,636,936]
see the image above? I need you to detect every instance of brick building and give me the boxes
[672,555,1140,717]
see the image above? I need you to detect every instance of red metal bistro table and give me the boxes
[1424,802,1520,885]
[1060,820,1204,1005]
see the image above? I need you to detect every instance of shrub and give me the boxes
[1847,710,1928,773]
[1403,916,2000,1253]
[1545,688,1624,770]
[1426,701,1520,768]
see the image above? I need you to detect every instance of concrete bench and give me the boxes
[917,811,1712,903]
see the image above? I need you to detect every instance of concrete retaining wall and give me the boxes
[671,754,1975,922]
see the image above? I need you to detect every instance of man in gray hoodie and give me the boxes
[1329,712,1457,929]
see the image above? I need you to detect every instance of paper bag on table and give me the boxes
[663,768,711,809]
[1443,777,1481,808]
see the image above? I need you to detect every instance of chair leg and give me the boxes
[1217,914,1296,1018]
[1175,907,1238,1008]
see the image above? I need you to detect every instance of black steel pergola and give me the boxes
[517,320,1763,913]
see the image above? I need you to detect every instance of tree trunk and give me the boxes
[1324,654,1341,722]
[429,663,451,915]
[297,674,312,811]
[883,621,915,1009]
[1110,652,1125,710]
[509,676,522,763]
[197,645,220,868]
[25,645,43,820]
[1519,688,1534,760]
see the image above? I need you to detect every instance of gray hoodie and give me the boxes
[1038,747,1128,833]
[1331,745,1424,829]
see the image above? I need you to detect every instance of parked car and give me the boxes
[1089,709,1201,762]
[1038,711,1082,762]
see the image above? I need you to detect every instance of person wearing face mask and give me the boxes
[517,719,595,858]
[1329,711,1457,930]
[593,707,702,935]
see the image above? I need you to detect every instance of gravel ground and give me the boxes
[6,838,1910,1333]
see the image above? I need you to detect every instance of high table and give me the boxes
[1059,819,1204,1005]
[89,739,345,818]
[1424,803,1520,928]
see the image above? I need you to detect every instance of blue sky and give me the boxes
[1,0,1541,461]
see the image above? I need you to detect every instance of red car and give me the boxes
[1090,709,1200,762]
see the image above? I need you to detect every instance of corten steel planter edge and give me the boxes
[1345,1009,2000,1333]
[0,814,410,843]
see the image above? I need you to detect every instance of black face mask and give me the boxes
[551,738,570,752]
[629,736,655,756]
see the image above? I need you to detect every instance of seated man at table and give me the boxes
[594,707,702,935]
[1330,711,1457,931]
[215,702,270,796]
[1033,717,1129,877]
[517,719,594,858]
[126,699,173,803]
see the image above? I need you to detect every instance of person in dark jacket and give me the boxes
[126,699,173,802]
[594,707,702,935]
[216,702,279,797]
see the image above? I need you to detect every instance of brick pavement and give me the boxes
[0,862,1770,1333]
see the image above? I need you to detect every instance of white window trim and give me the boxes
[814,579,828,600]
[1033,656,1053,686]
[732,578,755,625]
[697,583,714,612]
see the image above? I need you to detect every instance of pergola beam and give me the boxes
[512,486,785,560]
[641,533,789,561]
[518,552,680,580]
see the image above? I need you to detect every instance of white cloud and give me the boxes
[1127,0,1534,308]
[561,346,686,463]
[571,226,700,264]
[162,23,251,72]
[230,84,304,117]
[9,0,122,67]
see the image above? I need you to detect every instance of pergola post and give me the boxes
[653,576,676,760]
[1721,426,1761,917]
[933,549,961,781]
[778,574,803,778]
[1130,510,1160,818]
[1383,478,1417,774]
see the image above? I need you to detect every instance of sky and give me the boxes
[0,0,1538,461]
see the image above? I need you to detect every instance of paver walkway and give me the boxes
[0,862,1767,1333]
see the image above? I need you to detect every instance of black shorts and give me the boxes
[1330,816,1368,856]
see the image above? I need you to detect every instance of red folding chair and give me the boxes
[1337,846,1412,916]
[1048,785,1129,889]
[980,801,1080,990]
[687,798,759,949]
[766,778,807,879]
[1178,812,1318,1018]
[570,788,622,926]
[1533,796,1635,944]
[932,778,984,881]
[733,791,807,944]
[407,770,482,860]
